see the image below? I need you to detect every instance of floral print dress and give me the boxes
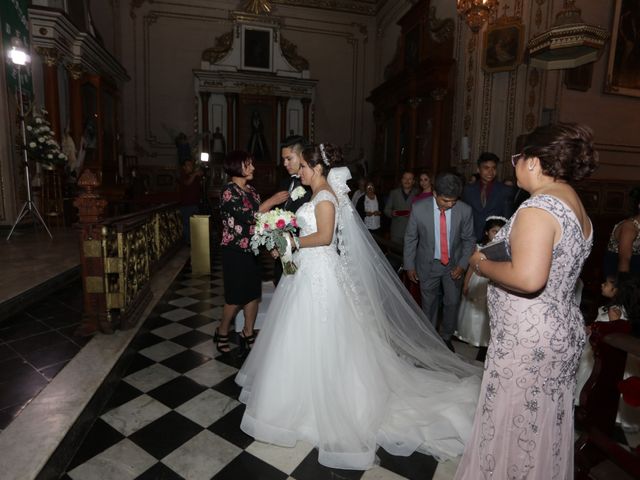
[220,182,260,252]
[455,195,593,480]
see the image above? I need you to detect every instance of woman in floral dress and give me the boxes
[456,123,598,480]
[216,151,288,354]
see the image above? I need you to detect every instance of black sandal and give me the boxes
[239,329,256,351]
[214,328,231,354]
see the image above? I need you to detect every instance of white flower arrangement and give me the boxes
[25,107,67,168]
[290,185,307,201]
[251,208,299,274]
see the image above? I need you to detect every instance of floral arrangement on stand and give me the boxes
[250,208,299,275]
[25,107,67,169]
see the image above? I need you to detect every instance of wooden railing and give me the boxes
[74,169,182,335]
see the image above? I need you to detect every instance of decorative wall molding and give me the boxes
[274,0,376,16]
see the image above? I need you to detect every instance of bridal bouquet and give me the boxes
[251,208,299,275]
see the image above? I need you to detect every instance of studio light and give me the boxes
[200,152,210,163]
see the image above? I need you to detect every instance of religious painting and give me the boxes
[605,0,640,97]
[242,25,273,71]
[482,19,524,73]
[238,95,276,164]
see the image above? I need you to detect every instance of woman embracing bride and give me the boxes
[236,143,481,470]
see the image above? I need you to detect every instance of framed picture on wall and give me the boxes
[482,18,524,73]
[241,25,273,72]
[605,0,640,97]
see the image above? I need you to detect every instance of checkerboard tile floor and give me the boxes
[61,256,459,480]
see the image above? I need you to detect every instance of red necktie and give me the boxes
[440,209,449,265]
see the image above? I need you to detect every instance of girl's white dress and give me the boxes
[236,168,481,470]
[455,246,490,347]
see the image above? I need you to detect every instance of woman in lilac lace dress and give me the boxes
[455,123,598,480]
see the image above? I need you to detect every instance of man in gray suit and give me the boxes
[384,171,418,245]
[403,172,475,351]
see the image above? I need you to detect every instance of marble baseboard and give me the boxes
[0,248,190,480]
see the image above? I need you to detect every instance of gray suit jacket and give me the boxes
[403,197,476,278]
[384,187,418,242]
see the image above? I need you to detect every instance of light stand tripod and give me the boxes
[6,48,53,241]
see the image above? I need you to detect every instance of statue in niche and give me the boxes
[247,110,269,161]
[210,127,226,162]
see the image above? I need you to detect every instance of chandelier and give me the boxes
[457,0,499,33]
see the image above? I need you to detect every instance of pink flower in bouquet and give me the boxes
[264,223,270,230]
[239,237,249,249]
[222,190,232,202]
[276,219,286,229]
[291,218,298,228]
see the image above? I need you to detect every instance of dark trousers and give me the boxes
[419,260,462,341]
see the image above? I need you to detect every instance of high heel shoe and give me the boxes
[238,329,256,351]
[214,328,231,354]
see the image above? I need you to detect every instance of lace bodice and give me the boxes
[295,190,339,246]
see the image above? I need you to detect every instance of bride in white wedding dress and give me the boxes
[236,143,481,470]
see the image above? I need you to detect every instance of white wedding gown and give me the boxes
[236,168,481,470]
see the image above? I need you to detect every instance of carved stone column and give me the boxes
[301,98,311,139]
[37,47,62,141]
[73,169,110,336]
[224,93,235,150]
[277,96,289,142]
[200,91,211,151]
[67,64,84,147]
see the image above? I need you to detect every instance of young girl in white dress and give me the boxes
[576,273,640,431]
[455,216,506,361]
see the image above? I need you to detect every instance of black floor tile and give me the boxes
[0,312,38,328]
[170,330,211,348]
[0,369,48,409]
[22,339,80,369]
[147,376,207,409]
[177,315,212,329]
[57,325,93,347]
[40,360,69,380]
[66,418,125,470]
[207,405,253,449]
[376,448,438,480]
[143,316,173,330]
[291,449,365,480]
[0,403,25,430]
[0,344,18,363]
[26,301,77,320]
[212,451,288,480]
[8,330,71,355]
[0,319,51,342]
[39,310,82,329]
[123,353,156,376]
[135,462,185,480]
[182,302,218,314]
[132,332,165,350]
[129,411,203,459]
[213,349,247,370]
[188,291,217,301]
[160,350,211,373]
[0,356,38,383]
[104,381,145,411]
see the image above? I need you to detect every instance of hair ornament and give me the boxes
[319,143,330,166]
[486,215,508,223]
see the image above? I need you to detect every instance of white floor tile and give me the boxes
[124,363,181,392]
[432,457,460,480]
[183,359,238,387]
[196,321,220,336]
[245,440,314,475]
[68,439,156,480]
[160,308,197,321]
[151,323,192,339]
[175,389,239,427]
[101,394,171,436]
[139,340,186,362]
[180,279,208,287]
[361,465,409,480]
[162,430,242,480]
[200,307,223,319]
[174,287,203,296]
[168,297,200,308]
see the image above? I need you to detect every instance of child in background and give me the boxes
[576,273,640,431]
[456,216,507,362]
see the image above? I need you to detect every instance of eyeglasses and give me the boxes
[511,153,523,167]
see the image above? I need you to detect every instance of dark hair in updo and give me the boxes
[302,143,343,176]
[520,123,598,182]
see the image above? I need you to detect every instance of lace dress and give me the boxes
[455,195,593,480]
[236,190,480,470]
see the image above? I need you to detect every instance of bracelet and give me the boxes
[474,254,487,276]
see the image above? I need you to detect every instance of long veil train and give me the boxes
[327,167,480,378]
